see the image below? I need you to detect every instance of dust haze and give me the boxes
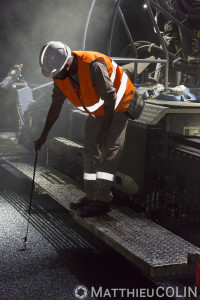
[0,0,113,83]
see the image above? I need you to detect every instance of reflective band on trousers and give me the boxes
[97,172,114,181]
[77,61,128,113]
[84,172,114,182]
[84,173,96,180]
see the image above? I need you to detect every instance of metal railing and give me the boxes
[81,0,172,87]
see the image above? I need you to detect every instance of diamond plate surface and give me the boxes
[53,137,83,148]
[3,155,200,279]
[0,137,29,156]
[136,103,200,125]
[136,103,168,125]
[46,137,84,168]
[145,99,200,107]
[46,137,84,161]
[75,208,200,278]
[3,156,85,210]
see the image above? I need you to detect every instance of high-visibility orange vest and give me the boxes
[55,51,135,117]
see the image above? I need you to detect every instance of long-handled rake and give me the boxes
[22,152,38,250]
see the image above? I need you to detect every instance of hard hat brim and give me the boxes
[40,41,72,78]
[41,68,53,78]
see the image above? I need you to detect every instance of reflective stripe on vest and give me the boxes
[114,72,128,109]
[55,51,135,117]
[77,61,126,113]
[110,61,117,83]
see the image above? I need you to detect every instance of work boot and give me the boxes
[79,200,110,217]
[69,197,92,210]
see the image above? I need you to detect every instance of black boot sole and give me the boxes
[79,207,111,218]
[69,200,92,210]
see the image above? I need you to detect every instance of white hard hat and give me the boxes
[39,41,72,78]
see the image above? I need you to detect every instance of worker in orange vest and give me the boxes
[35,41,144,217]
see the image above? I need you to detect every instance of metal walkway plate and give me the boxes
[0,136,29,156]
[75,209,200,279]
[2,150,200,279]
[136,102,200,125]
[2,156,84,209]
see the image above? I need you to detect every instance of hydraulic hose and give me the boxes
[145,0,169,87]
[137,44,200,78]
[81,0,96,51]
[109,0,138,81]
[179,0,200,17]
[173,59,200,76]
[151,0,193,57]
[110,0,137,58]
[108,0,122,56]
[149,0,192,36]
[155,0,174,14]
[137,44,176,61]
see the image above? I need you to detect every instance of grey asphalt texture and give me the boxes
[0,167,172,300]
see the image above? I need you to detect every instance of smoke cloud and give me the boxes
[0,0,156,131]
[0,0,92,83]
[0,0,154,82]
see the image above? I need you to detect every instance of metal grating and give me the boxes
[135,103,167,125]
[0,137,29,156]
[2,154,200,279]
[135,102,200,125]
[53,137,83,148]
[145,99,200,108]
[75,208,200,278]
[0,188,97,252]
[3,156,84,210]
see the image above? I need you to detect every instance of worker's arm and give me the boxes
[34,82,65,152]
[34,101,63,152]
[90,60,116,148]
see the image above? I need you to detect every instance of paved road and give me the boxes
[0,164,193,300]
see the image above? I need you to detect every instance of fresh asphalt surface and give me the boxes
[0,165,190,300]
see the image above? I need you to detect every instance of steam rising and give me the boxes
[0,0,153,82]
[0,0,92,82]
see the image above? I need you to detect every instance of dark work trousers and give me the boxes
[84,112,128,203]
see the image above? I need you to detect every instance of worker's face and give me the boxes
[53,63,70,80]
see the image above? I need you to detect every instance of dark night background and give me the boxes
[0,0,155,83]
[0,0,155,131]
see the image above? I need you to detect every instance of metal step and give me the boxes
[47,137,139,195]
[46,137,84,168]
[0,136,29,156]
[1,137,200,279]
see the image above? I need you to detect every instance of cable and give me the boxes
[108,0,122,56]
[81,0,96,50]
[179,0,200,18]
[148,63,165,74]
